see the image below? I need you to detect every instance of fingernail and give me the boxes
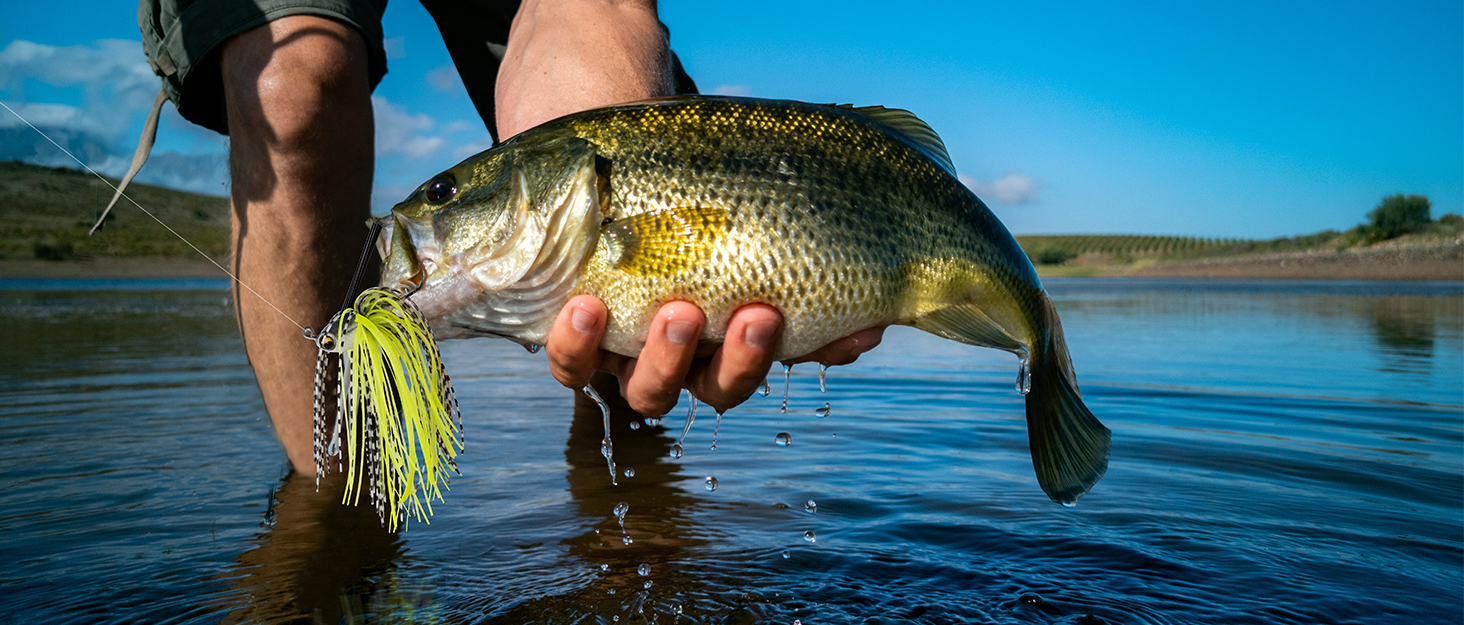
[664,319,698,345]
[571,307,596,334]
[743,319,779,350]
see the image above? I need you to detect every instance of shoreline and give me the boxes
[2,242,1460,282]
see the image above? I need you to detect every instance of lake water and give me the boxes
[1,278,1460,624]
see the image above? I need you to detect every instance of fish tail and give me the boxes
[1024,295,1110,505]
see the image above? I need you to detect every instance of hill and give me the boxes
[0,160,229,262]
[1,160,1458,280]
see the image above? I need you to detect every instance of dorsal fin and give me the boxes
[827,104,956,175]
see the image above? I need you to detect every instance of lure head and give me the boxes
[376,132,606,337]
[313,310,355,354]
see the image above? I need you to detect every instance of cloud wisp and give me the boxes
[959,171,1039,205]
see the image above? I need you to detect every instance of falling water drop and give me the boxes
[818,364,828,392]
[644,417,661,427]
[704,476,719,492]
[804,500,817,514]
[523,343,542,354]
[759,377,771,397]
[622,535,634,545]
[803,530,817,543]
[676,395,698,451]
[1015,358,1031,396]
[600,563,610,572]
[629,421,640,431]
[644,580,653,589]
[623,467,635,478]
[781,551,790,559]
[614,501,629,519]
[774,432,792,447]
[638,563,651,576]
[711,411,723,450]
[584,384,618,485]
[670,444,684,459]
[814,403,831,418]
[780,364,792,414]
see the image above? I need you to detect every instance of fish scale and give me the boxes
[378,95,1110,505]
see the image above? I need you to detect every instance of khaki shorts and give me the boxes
[138,0,697,142]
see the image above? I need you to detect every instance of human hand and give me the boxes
[545,295,885,415]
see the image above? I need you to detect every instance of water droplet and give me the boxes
[676,395,698,451]
[781,551,790,559]
[672,603,683,615]
[637,563,651,576]
[614,613,620,621]
[644,417,661,426]
[804,500,817,514]
[773,502,789,509]
[779,364,795,414]
[803,530,816,543]
[622,535,634,545]
[704,476,718,491]
[775,432,792,447]
[623,467,635,478]
[524,343,541,354]
[793,620,802,625]
[1016,358,1031,396]
[629,421,640,431]
[670,444,684,459]
[608,588,617,595]
[1018,592,1043,605]
[613,502,629,519]
[584,384,618,485]
[711,411,723,450]
[644,580,653,589]
[814,403,831,418]
[600,563,610,572]
[759,377,771,397]
[818,363,828,392]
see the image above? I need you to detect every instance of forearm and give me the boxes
[496,0,673,139]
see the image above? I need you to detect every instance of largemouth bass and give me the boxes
[368,95,1109,506]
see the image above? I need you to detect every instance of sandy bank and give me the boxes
[0,257,229,279]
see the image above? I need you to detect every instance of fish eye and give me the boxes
[425,173,457,204]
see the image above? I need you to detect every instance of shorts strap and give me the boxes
[92,87,170,235]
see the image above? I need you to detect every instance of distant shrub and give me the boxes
[1437,212,1463,227]
[1034,246,1075,265]
[34,242,74,261]
[1364,194,1431,242]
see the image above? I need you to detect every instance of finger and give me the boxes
[545,295,607,390]
[783,326,885,367]
[621,300,705,415]
[689,304,782,414]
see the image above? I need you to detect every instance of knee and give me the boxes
[222,16,372,155]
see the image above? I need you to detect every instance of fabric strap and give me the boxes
[91,87,170,235]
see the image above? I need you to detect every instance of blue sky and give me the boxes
[1,1,1459,238]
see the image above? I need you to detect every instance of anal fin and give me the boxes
[912,302,1023,353]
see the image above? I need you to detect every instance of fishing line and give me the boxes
[0,101,307,332]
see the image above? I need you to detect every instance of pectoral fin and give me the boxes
[601,206,729,277]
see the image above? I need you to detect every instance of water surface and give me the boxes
[1,278,1459,624]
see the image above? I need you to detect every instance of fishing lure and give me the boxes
[308,286,462,531]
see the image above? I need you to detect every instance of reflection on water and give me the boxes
[1366,297,1439,374]
[0,278,1460,624]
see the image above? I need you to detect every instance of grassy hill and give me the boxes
[2,160,1458,280]
[0,160,229,261]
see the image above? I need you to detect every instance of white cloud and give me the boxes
[709,84,752,97]
[383,37,406,60]
[959,171,1039,205]
[426,65,462,94]
[373,96,446,161]
[0,39,157,141]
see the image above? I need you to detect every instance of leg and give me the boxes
[221,16,375,474]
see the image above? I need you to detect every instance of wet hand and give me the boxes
[545,295,884,415]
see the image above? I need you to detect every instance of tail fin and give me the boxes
[1025,296,1110,505]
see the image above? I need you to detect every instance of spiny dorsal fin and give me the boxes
[601,206,729,277]
[828,104,956,175]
